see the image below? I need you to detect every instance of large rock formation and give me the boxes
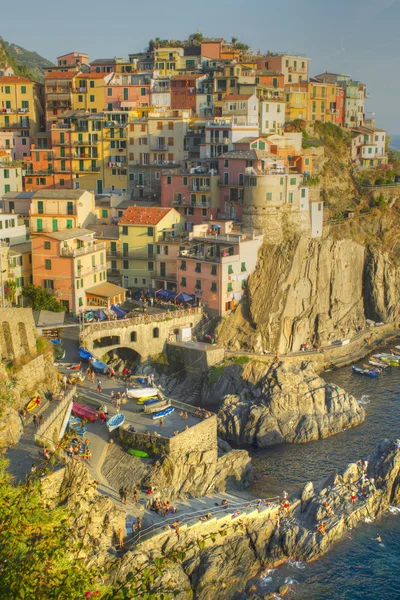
[112,439,400,600]
[214,361,364,446]
[216,235,400,354]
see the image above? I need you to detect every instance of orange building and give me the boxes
[307,79,339,123]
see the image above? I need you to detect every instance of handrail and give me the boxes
[125,495,280,547]
[81,307,202,337]
[35,387,76,441]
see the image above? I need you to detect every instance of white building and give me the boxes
[0,163,23,196]
[259,99,286,135]
[0,213,27,245]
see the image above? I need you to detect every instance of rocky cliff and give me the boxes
[112,439,400,600]
[204,360,364,446]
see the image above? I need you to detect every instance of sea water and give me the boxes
[247,357,400,599]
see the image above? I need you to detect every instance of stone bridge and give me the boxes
[80,307,203,360]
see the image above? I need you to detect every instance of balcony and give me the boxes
[76,262,111,277]
[73,140,98,146]
[73,87,87,93]
[0,122,29,130]
[178,250,238,264]
[53,167,71,174]
[218,181,244,187]
[154,273,177,282]
[107,250,155,260]
[150,144,169,152]
[190,184,210,192]
[25,169,54,176]
[76,166,101,173]
[172,198,211,208]
[52,140,70,146]
[61,242,106,258]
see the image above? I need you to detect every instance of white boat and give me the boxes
[126,387,158,399]
[369,359,390,370]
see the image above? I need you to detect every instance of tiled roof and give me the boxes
[78,72,107,79]
[119,206,175,226]
[33,189,89,200]
[40,228,93,241]
[171,74,205,80]
[45,71,77,79]
[0,76,33,84]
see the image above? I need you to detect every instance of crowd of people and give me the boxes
[194,407,213,419]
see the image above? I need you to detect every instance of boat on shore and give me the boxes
[107,413,125,432]
[127,448,149,458]
[126,387,158,399]
[90,359,109,375]
[25,396,41,412]
[72,402,98,422]
[152,406,175,419]
[78,347,94,361]
[352,366,379,377]
[369,359,390,369]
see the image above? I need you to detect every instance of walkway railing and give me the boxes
[126,495,280,548]
[82,307,202,337]
[35,387,76,445]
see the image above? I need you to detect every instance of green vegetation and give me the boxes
[207,366,224,385]
[4,280,16,304]
[228,356,251,365]
[22,285,66,312]
[147,32,250,53]
[0,37,53,81]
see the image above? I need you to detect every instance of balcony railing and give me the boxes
[150,144,169,151]
[107,250,155,260]
[25,169,54,176]
[154,273,177,282]
[218,181,244,187]
[73,140,98,146]
[61,242,106,258]
[76,262,110,277]
[178,250,237,264]
[76,166,101,172]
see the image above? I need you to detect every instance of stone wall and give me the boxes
[35,388,75,448]
[169,414,217,456]
[81,308,203,360]
[119,428,171,456]
[0,307,36,361]
[242,204,311,244]
[13,354,59,408]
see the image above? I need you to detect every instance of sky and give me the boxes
[4,0,400,132]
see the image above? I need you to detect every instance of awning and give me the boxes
[86,282,127,298]
[175,292,195,302]
[111,304,126,318]
[155,289,176,300]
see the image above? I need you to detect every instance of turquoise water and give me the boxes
[247,355,400,599]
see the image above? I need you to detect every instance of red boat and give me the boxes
[72,402,98,422]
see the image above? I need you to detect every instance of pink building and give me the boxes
[105,73,151,110]
[177,220,263,316]
[57,52,89,69]
[160,168,220,227]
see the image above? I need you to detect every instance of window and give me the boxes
[228,265,233,275]
[153,327,159,338]
[43,280,54,289]
[183,176,188,186]
[147,227,154,236]
[44,241,51,249]
[3,169,9,179]
[90,80,94,88]
[131,331,137,342]
[66,219,73,229]
[21,85,26,94]
[305,158,310,166]
[181,276,186,287]
[241,262,246,272]
[123,260,129,269]
[288,192,293,203]
[78,95,83,103]
[166,176,172,185]
[227,283,233,292]
[195,262,201,273]
[211,264,217,276]
[157,121,163,130]
[249,177,257,187]
[290,178,296,185]
[102,209,108,218]
[37,219,43,232]
[5,86,10,94]
[122,226,128,235]
[301,188,306,198]
[195,279,201,290]
[90,95,95,102]
[266,192,272,201]
[168,122,173,130]
[318,203,322,212]
[107,88,112,96]
[4,185,10,193]
[148,262,154,271]
[202,209,207,217]
[45,259,52,270]
[78,297,83,307]
[180,260,186,270]
[211,282,217,292]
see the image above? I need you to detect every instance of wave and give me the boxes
[388,506,400,514]
[288,560,306,569]
[359,394,370,405]
[364,517,373,523]
[284,577,299,584]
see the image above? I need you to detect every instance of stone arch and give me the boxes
[93,335,121,349]
[18,322,29,356]
[2,321,14,360]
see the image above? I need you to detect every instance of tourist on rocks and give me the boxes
[351,492,357,504]
[30,463,37,474]
[117,528,124,550]
[131,521,136,534]
[97,380,102,394]
[137,517,142,532]
[133,487,139,503]
[122,487,129,505]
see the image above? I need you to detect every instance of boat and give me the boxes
[78,347,94,362]
[90,359,109,375]
[143,398,163,406]
[50,338,62,345]
[352,366,379,377]
[126,387,158,399]
[152,406,175,420]
[136,396,158,405]
[369,359,390,370]
[127,448,150,458]
[72,402,98,422]
[68,363,81,371]
[107,413,125,432]
[391,349,400,356]
[25,396,41,412]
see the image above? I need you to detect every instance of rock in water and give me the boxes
[218,361,365,447]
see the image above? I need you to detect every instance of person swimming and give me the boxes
[374,534,382,543]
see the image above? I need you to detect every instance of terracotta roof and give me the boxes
[0,76,33,84]
[119,206,175,226]
[78,72,107,79]
[222,94,253,100]
[45,71,77,79]
[170,74,205,80]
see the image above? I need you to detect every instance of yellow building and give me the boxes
[118,206,185,289]
[7,242,32,306]
[307,80,338,123]
[285,84,309,121]
[0,76,44,156]
[71,72,110,113]
[154,47,184,76]
[44,71,77,128]
[29,189,96,234]
[88,224,122,284]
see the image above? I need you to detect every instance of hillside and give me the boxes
[0,36,53,81]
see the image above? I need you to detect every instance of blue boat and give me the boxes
[107,413,125,432]
[144,397,161,406]
[78,347,94,361]
[152,407,175,420]
[90,359,109,375]
[50,338,62,345]
[352,366,379,377]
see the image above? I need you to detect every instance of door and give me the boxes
[123,275,129,288]
[160,262,166,277]
[96,180,103,194]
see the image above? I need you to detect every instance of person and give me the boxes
[131,521,136,534]
[160,417,164,427]
[133,487,139,503]
[116,397,121,410]
[91,370,95,383]
[147,374,151,386]
[67,444,74,458]
[375,534,382,543]
[62,374,67,390]
[103,404,108,417]
[122,487,128,505]
[30,463,37,474]
[116,392,121,401]
[110,391,115,402]
[282,491,288,500]
[351,492,357,504]
[43,447,51,460]
[109,367,115,380]
[117,528,124,550]
[97,380,102,394]
[137,517,142,532]
[99,410,106,423]
[39,414,44,426]
[33,414,39,430]
[221,499,229,509]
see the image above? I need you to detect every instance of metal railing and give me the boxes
[82,307,202,337]
[61,242,106,258]
[35,387,76,445]
[126,495,280,547]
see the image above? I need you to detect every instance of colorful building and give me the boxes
[263,54,310,84]
[0,161,23,195]
[29,189,96,234]
[284,85,309,122]
[31,228,109,313]
[177,220,263,316]
[105,72,151,111]
[350,127,387,167]
[44,71,77,128]
[118,206,185,289]
[307,80,339,123]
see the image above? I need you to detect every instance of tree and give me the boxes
[22,284,66,312]
[188,31,203,45]
[4,280,16,303]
